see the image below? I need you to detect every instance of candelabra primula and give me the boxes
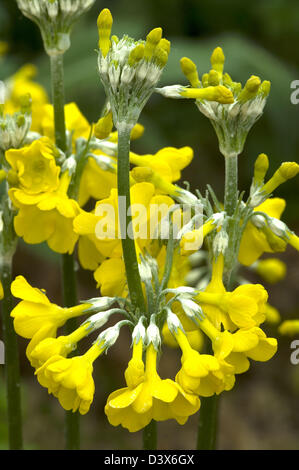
[1,3,299,451]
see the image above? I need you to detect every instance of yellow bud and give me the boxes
[278,320,299,336]
[131,166,154,182]
[202,73,209,87]
[259,80,271,98]
[210,47,225,75]
[255,258,286,284]
[144,27,162,60]
[97,8,113,58]
[208,69,220,86]
[130,123,145,141]
[180,57,200,88]
[254,153,269,184]
[158,38,171,55]
[262,161,299,195]
[222,72,233,86]
[239,75,261,102]
[181,85,234,104]
[94,111,113,139]
[153,39,170,67]
[128,43,145,66]
[278,162,299,181]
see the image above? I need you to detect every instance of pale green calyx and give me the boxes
[16,0,96,55]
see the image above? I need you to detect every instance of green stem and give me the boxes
[196,341,219,450]
[1,257,23,449]
[50,53,67,152]
[224,154,238,217]
[143,420,157,450]
[50,52,79,450]
[117,122,155,449]
[117,122,146,312]
[223,154,239,288]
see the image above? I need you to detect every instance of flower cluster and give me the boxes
[2,6,299,439]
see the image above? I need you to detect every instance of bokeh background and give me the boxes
[1,0,299,450]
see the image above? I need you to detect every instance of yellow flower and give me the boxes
[238,198,287,266]
[41,102,91,145]
[77,235,105,271]
[174,329,235,396]
[105,344,200,432]
[78,154,117,207]
[197,255,268,330]
[94,258,127,297]
[74,183,176,291]
[29,324,89,369]
[10,171,80,254]
[5,64,49,133]
[255,258,287,284]
[10,276,90,358]
[199,317,277,374]
[130,146,193,185]
[35,342,104,415]
[5,137,60,194]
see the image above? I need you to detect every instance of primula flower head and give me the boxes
[5,137,60,194]
[16,0,96,55]
[105,344,200,432]
[97,8,170,127]
[157,47,270,158]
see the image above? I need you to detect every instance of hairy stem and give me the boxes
[50,52,80,450]
[1,257,23,449]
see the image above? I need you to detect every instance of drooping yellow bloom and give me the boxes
[238,198,287,266]
[0,281,3,300]
[41,102,91,145]
[255,258,287,284]
[105,344,200,432]
[197,255,268,330]
[5,64,49,133]
[199,317,277,374]
[10,171,80,254]
[130,146,193,185]
[29,324,90,369]
[10,276,90,358]
[36,342,104,415]
[5,137,60,194]
[174,328,235,396]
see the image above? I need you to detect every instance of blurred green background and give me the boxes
[1,0,299,450]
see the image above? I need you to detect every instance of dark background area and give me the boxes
[0,0,299,449]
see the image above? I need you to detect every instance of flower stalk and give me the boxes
[0,195,22,449]
[50,51,79,450]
